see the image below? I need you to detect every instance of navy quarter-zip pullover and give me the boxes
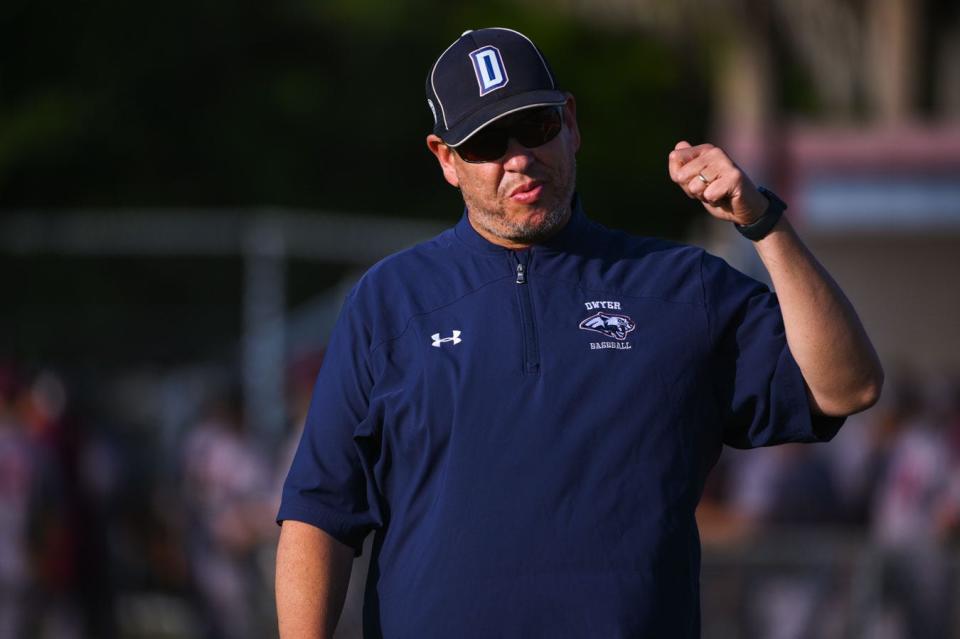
[279,200,844,638]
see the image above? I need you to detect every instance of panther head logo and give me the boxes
[578,312,636,341]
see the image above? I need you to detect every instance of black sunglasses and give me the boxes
[453,106,563,163]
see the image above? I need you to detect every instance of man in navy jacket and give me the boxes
[276,27,883,639]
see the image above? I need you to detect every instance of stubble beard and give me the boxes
[465,159,577,245]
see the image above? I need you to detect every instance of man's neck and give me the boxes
[466,206,573,250]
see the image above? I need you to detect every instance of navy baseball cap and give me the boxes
[426,27,567,147]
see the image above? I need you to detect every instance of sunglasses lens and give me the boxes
[514,108,563,148]
[456,129,508,163]
[455,106,563,163]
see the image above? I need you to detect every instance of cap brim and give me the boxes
[443,89,567,147]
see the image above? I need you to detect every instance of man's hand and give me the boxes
[667,141,769,226]
[666,142,883,416]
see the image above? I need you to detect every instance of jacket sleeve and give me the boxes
[277,291,383,556]
[700,251,845,449]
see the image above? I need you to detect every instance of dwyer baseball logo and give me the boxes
[431,330,462,347]
[579,301,635,349]
[470,46,509,96]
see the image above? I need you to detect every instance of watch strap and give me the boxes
[734,186,787,241]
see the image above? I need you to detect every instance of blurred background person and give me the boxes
[0,365,34,639]
[181,389,276,639]
[864,377,959,638]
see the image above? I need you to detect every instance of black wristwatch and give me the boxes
[734,186,787,241]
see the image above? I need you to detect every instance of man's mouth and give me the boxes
[509,181,544,204]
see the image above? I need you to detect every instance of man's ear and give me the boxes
[563,94,581,154]
[426,134,460,188]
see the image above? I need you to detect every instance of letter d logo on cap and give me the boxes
[470,46,509,96]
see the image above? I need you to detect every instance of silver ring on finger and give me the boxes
[697,172,712,185]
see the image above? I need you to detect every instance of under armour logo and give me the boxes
[431,330,462,347]
[469,46,508,96]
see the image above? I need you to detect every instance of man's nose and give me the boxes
[501,137,535,171]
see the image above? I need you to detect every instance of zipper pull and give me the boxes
[516,262,526,284]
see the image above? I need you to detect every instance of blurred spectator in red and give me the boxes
[934,373,960,539]
[13,368,117,639]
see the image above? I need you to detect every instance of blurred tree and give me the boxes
[0,0,710,238]
[1,0,717,366]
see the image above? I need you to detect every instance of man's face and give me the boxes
[427,96,581,248]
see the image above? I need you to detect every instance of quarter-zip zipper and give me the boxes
[513,251,540,374]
